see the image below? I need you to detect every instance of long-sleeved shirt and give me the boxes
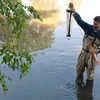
[73,12,100,53]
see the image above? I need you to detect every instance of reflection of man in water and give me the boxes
[68,2,100,84]
[76,81,93,100]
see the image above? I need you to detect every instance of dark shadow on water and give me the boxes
[76,77,94,100]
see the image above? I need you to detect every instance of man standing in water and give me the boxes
[68,3,100,84]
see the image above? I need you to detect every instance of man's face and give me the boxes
[93,21,100,31]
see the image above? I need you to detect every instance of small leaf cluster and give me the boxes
[0,68,12,95]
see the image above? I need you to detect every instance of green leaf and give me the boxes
[2,7,6,14]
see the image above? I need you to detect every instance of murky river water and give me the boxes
[1,0,100,100]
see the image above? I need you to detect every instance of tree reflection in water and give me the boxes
[0,20,55,53]
[20,21,55,53]
[19,0,83,53]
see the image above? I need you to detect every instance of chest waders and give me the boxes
[76,31,100,80]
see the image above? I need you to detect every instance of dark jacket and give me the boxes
[73,12,100,53]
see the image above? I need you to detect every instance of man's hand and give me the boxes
[89,44,99,65]
[89,48,99,54]
[69,2,75,12]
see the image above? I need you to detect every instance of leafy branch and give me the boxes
[0,0,43,94]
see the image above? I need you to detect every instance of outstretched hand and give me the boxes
[69,2,75,12]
